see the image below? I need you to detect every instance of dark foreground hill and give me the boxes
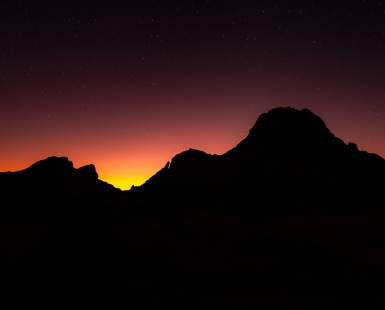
[1,107,385,309]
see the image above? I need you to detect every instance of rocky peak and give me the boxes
[231,107,344,155]
[248,107,329,138]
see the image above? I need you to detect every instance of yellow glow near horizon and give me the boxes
[99,174,149,190]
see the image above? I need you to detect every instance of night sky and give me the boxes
[1,1,385,189]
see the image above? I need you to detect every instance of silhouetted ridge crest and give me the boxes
[231,107,344,155]
[249,108,328,139]
[0,156,118,195]
[169,149,212,172]
[76,164,98,180]
[142,149,214,189]
[24,156,74,179]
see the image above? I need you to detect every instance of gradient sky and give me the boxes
[1,1,385,189]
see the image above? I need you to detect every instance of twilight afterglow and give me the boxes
[1,1,384,189]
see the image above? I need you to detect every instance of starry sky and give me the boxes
[1,1,385,189]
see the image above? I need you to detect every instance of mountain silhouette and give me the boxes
[2,107,385,309]
[1,107,384,211]
[0,156,118,196]
[140,107,385,210]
